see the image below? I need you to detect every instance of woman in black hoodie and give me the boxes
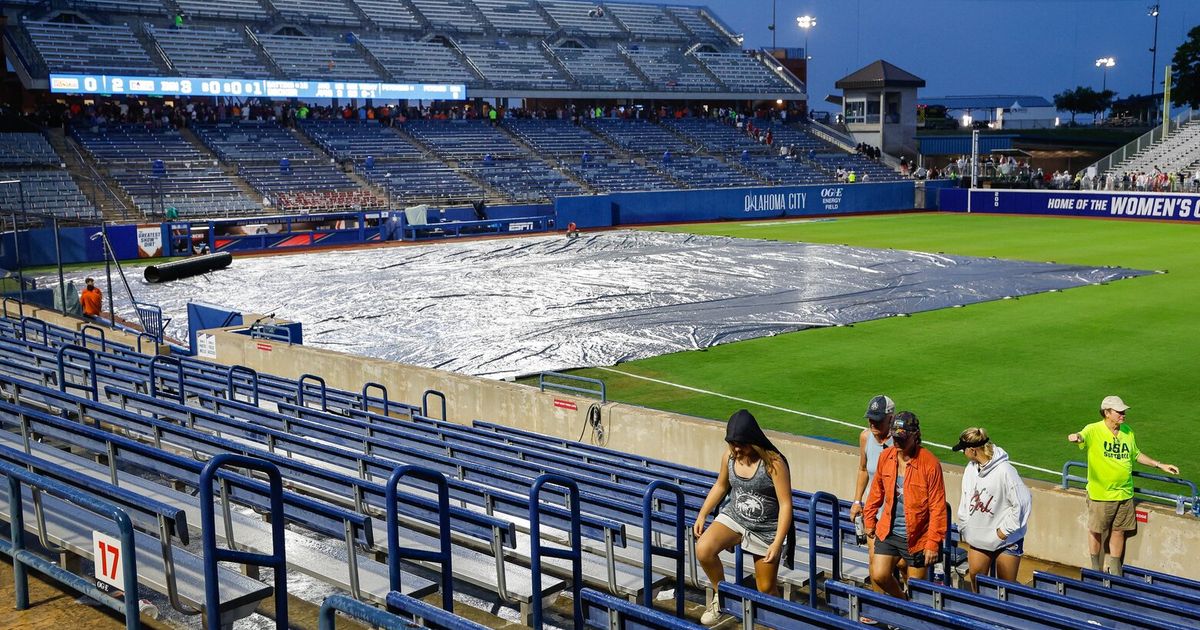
[692,409,794,625]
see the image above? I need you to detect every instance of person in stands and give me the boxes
[954,427,1032,591]
[864,411,947,598]
[693,409,793,625]
[851,396,896,561]
[79,277,102,319]
[1068,396,1179,574]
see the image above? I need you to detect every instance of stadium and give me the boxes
[1,0,1199,629]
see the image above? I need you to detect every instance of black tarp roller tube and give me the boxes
[144,253,233,283]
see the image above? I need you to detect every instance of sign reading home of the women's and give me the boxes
[945,189,1200,221]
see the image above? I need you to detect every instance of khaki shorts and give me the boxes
[1088,498,1136,532]
[713,512,775,557]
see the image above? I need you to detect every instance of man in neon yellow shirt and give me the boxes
[1067,395,1179,574]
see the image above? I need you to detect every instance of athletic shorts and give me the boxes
[999,538,1024,557]
[713,512,775,558]
[872,532,917,563]
[1088,498,1136,532]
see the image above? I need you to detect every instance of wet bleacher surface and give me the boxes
[3,309,1198,629]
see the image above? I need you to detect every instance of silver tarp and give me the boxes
[46,230,1150,379]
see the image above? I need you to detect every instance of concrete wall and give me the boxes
[205,326,1200,580]
[11,302,170,354]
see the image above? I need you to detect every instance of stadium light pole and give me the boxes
[1148,4,1159,97]
[1096,57,1115,92]
[796,15,816,62]
[769,0,776,49]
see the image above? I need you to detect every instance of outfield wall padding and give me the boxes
[940,188,1200,221]
[556,181,917,228]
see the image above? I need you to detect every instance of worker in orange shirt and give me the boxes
[80,277,102,319]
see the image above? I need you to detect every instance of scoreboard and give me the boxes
[49,73,466,100]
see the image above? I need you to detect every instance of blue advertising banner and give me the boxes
[941,188,1200,222]
[556,181,916,229]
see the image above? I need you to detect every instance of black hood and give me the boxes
[725,409,780,454]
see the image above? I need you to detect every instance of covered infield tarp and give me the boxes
[47,231,1151,379]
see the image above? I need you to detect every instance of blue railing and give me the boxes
[56,343,98,401]
[148,355,185,405]
[199,454,288,630]
[529,473,583,630]
[319,594,418,629]
[247,322,294,344]
[133,302,168,344]
[538,371,606,403]
[297,373,328,411]
[362,381,390,415]
[642,480,685,617]
[807,491,841,607]
[1062,460,1199,516]
[422,389,446,420]
[387,465,454,611]
[78,323,108,352]
[0,460,140,630]
[226,365,260,405]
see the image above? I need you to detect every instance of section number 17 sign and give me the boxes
[92,530,125,589]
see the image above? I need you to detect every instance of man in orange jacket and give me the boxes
[79,277,102,319]
[864,411,947,598]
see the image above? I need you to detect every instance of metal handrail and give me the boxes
[807,119,858,152]
[199,454,288,630]
[319,594,417,630]
[0,460,140,630]
[757,47,806,93]
[1061,460,1198,515]
[68,138,132,220]
[529,474,583,630]
[55,343,97,401]
[808,491,842,607]
[641,481,685,617]
[422,389,446,421]
[538,371,606,403]
[387,465,453,611]
[1084,108,1199,177]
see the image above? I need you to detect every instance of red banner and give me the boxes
[553,399,577,411]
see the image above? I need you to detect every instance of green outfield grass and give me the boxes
[563,212,1198,484]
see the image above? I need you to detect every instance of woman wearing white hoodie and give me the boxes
[953,427,1032,591]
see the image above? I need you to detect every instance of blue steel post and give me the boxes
[2,461,140,630]
[200,454,288,630]
[529,473,583,630]
[320,594,418,630]
[641,480,685,617]
[148,355,185,404]
[386,465,454,611]
[422,389,447,421]
[226,365,260,405]
[78,323,108,352]
[55,344,97,401]
[297,373,328,410]
[362,382,390,415]
[8,474,27,610]
[808,490,842,608]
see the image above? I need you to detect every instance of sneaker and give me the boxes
[700,593,722,626]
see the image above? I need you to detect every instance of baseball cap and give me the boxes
[864,395,895,422]
[891,411,920,436]
[1101,395,1130,412]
